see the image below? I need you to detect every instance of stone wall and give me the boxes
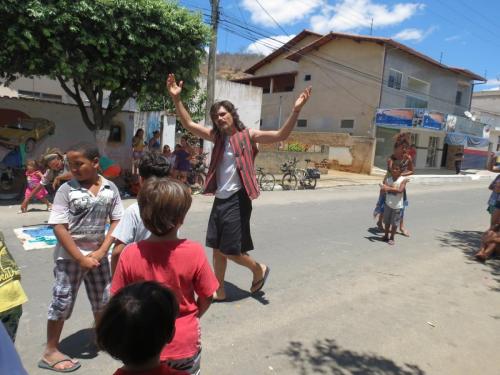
[255,151,328,174]
[258,131,375,174]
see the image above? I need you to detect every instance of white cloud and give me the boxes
[309,0,424,34]
[245,34,296,55]
[392,26,435,42]
[485,79,500,86]
[241,0,322,27]
[445,34,461,42]
[484,86,500,91]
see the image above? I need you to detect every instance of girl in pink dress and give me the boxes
[19,160,51,213]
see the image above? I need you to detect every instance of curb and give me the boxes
[267,173,496,191]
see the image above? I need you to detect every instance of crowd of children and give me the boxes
[18,142,217,374]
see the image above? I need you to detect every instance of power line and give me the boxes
[179,5,495,116]
[253,0,289,35]
[455,0,500,34]
[436,0,500,43]
[218,16,488,113]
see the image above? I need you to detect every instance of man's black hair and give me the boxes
[138,151,171,179]
[96,281,178,366]
[66,142,100,160]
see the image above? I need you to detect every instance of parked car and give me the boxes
[0,118,55,153]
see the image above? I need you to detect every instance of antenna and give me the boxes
[370,18,373,35]
[439,52,443,64]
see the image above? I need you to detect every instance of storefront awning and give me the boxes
[445,132,489,148]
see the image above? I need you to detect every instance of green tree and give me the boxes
[0,0,209,133]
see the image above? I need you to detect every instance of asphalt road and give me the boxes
[2,182,499,375]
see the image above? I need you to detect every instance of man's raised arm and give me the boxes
[250,87,312,144]
[166,74,214,142]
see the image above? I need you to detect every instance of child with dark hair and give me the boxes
[173,136,193,184]
[39,142,123,372]
[111,152,171,273]
[96,281,184,375]
[112,177,218,375]
[380,162,408,245]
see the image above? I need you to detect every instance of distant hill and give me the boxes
[199,53,264,80]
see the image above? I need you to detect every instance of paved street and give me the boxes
[3,182,500,374]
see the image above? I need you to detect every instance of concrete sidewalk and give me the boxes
[305,168,497,189]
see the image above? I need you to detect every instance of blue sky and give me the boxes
[179,0,500,91]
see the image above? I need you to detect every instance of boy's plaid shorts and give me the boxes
[47,258,111,321]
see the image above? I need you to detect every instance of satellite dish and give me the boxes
[464,111,473,118]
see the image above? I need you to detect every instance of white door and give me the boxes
[426,136,439,167]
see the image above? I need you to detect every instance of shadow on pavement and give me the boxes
[364,226,386,243]
[59,328,99,360]
[220,281,269,305]
[436,229,500,292]
[281,339,426,375]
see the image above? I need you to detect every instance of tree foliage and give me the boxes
[0,0,209,132]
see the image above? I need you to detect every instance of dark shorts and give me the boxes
[383,206,402,227]
[206,189,254,255]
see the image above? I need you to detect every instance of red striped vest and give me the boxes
[203,128,260,200]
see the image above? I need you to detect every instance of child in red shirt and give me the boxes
[96,281,185,375]
[111,177,219,374]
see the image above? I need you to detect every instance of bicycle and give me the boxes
[256,167,275,191]
[280,157,320,190]
[187,152,208,194]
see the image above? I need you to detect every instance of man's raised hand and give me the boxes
[294,86,312,112]
[166,73,183,100]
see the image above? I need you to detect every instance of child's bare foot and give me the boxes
[47,204,52,211]
[388,239,395,245]
[474,252,486,263]
[400,227,410,237]
[17,207,27,214]
[377,221,384,232]
[382,235,389,242]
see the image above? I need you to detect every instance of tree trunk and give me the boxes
[95,129,110,157]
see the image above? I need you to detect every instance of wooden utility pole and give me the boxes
[204,0,220,129]
[202,0,219,156]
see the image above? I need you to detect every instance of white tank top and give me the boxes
[215,137,242,199]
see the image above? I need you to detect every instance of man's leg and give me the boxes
[226,253,267,293]
[213,249,228,300]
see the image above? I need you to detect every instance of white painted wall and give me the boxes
[406,128,444,169]
[0,97,135,169]
[0,75,137,111]
[198,77,263,130]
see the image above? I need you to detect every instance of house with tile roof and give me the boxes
[234,30,486,170]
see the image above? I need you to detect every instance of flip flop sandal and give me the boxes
[38,358,81,373]
[251,266,270,294]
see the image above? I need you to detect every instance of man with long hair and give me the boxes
[167,73,312,301]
